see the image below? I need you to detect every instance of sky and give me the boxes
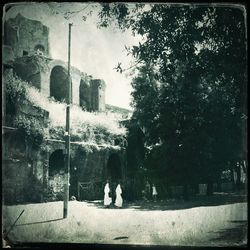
[4,2,142,110]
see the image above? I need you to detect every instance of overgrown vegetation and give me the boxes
[4,73,127,147]
[5,73,26,115]
[97,3,247,197]
[5,74,46,147]
[13,115,45,146]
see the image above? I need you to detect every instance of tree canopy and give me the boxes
[98,3,247,190]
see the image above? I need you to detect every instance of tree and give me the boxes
[97,3,247,198]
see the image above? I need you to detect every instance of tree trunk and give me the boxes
[206,181,213,196]
[183,184,189,201]
[236,161,241,191]
[217,180,222,192]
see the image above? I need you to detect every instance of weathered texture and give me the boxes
[5,14,106,112]
[13,55,106,112]
[2,13,128,205]
[5,14,50,58]
[45,141,126,201]
[3,45,15,67]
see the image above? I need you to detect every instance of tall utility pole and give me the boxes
[63,23,73,218]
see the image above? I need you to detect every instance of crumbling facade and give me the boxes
[3,125,127,204]
[3,13,128,204]
[5,14,106,112]
[4,13,50,58]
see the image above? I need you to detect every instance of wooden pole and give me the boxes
[63,23,73,218]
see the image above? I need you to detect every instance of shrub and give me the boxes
[5,74,127,146]
[13,115,45,146]
[4,73,27,115]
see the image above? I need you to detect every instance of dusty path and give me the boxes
[3,197,247,247]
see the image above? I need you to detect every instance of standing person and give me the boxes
[152,184,158,202]
[115,183,123,208]
[104,180,112,207]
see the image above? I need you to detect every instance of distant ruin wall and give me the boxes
[5,14,106,112]
[13,56,106,111]
[3,129,127,204]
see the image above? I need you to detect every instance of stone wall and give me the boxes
[90,79,106,112]
[2,129,46,204]
[5,14,50,58]
[3,130,127,204]
[13,55,106,112]
[5,14,106,112]
[3,13,128,205]
[45,141,127,201]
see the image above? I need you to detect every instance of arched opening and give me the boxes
[3,131,26,160]
[79,79,90,111]
[34,44,45,55]
[107,154,122,182]
[107,154,122,199]
[49,149,64,177]
[50,66,69,102]
[48,149,65,199]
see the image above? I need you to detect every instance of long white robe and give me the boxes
[152,186,158,195]
[104,183,112,206]
[115,184,123,207]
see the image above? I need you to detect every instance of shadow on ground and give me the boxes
[85,192,247,211]
[209,220,248,246]
[15,217,64,226]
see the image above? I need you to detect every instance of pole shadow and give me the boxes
[15,217,64,226]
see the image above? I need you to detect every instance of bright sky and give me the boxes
[4,2,142,109]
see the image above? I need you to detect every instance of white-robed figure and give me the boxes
[115,184,123,208]
[104,181,112,207]
[152,184,158,201]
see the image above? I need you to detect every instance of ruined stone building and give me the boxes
[4,13,106,112]
[3,14,134,204]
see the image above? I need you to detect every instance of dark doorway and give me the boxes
[107,154,122,199]
[107,154,122,182]
[49,149,64,177]
[50,66,69,102]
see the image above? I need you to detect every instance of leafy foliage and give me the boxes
[13,115,45,146]
[98,4,247,189]
[5,74,126,147]
[5,73,27,115]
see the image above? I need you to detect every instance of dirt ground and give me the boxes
[2,192,247,247]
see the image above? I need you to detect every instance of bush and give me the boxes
[5,74,127,147]
[13,115,45,146]
[5,73,27,115]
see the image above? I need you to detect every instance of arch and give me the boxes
[48,149,64,177]
[107,153,122,183]
[79,79,90,110]
[34,44,45,55]
[50,66,69,102]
